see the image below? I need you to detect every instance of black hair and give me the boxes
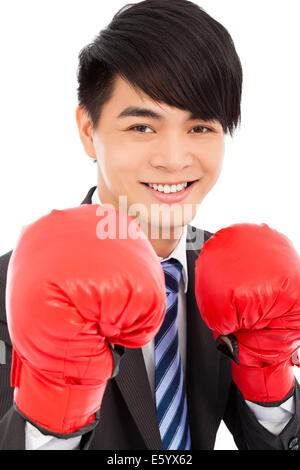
[77,0,243,136]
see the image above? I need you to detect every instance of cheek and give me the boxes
[113,134,147,170]
[199,140,225,176]
[95,135,141,177]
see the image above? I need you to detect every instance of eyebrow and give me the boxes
[116,106,209,122]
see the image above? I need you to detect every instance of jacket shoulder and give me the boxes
[187,225,214,253]
[0,250,13,284]
[0,250,13,344]
[188,224,214,237]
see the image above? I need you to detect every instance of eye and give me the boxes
[190,126,212,134]
[129,125,153,133]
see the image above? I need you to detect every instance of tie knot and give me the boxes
[161,258,183,295]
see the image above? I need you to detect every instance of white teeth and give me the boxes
[147,182,188,193]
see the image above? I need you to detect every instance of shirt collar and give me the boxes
[159,226,188,294]
[91,188,189,293]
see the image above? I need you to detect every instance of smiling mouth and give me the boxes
[141,180,198,193]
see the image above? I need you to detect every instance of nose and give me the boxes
[149,132,193,172]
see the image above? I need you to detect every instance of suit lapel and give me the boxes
[115,348,163,449]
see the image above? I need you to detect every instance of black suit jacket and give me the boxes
[0,186,300,450]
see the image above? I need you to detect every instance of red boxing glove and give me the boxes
[195,223,300,405]
[6,204,166,436]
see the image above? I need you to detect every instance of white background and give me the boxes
[0,0,299,450]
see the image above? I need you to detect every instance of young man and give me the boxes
[0,0,299,450]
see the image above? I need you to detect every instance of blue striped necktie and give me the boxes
[154,258,191,450]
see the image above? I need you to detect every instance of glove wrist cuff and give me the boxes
[11,350,106,435]
[231,359,295,406]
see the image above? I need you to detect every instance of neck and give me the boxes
[147,225,183,259]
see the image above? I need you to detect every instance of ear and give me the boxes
[75,106,97,159]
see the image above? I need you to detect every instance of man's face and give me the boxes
[79,75,225,236]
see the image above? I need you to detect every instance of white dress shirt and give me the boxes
[25,189,295,449]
